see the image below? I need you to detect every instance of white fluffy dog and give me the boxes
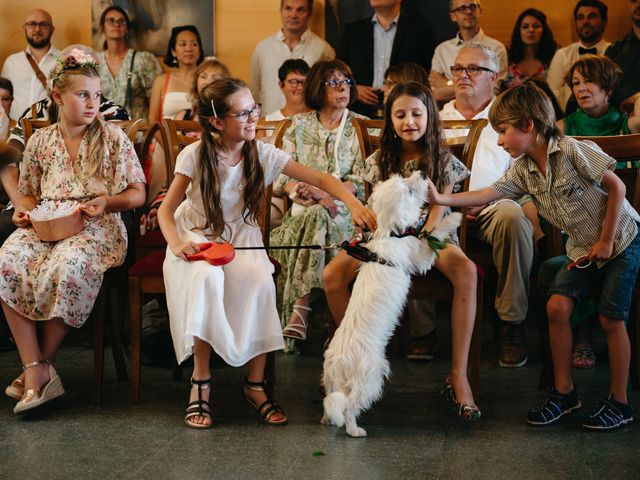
[321,171,461,437]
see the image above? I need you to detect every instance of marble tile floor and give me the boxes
[0,322,638,480]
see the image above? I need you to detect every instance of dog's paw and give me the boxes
[346,425,367,438]
[320,414,335,426]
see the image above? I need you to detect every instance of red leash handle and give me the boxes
[185,241,236,266]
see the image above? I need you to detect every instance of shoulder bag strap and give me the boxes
[124,50,137,110]
[25,52,47,90]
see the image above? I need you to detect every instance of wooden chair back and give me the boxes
[256,119,281,141]
[21,118,51,145]
[161,119,202,184]
[571,133,640,167]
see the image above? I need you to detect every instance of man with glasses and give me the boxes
[439,43,533,368]
[1,9,60,119]
[251,0,334,116]
[337,0,435,117]
[430,0,507,105]
[547,0,610,111]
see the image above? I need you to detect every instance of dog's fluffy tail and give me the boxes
[323,391,349,427]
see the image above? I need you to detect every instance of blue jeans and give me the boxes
[547,231,640,321]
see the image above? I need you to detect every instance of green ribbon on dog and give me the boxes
[418,231,449,257]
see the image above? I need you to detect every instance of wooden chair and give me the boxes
[21,118,50,143]
[539,134,640,390]
[351,117,487,398]
[128,118,283,402]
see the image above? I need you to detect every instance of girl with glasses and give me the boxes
[158,77,375,429]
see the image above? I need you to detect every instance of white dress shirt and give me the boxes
[546,39,611,110]
[1,45,60,119]
[251,29,334,114]
[439,98,512,192]
[431,29,508,82]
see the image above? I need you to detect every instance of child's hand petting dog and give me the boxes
[426,177,440,205]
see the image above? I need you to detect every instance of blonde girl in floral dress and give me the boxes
[269,60,365,350]
[0,46,146,415]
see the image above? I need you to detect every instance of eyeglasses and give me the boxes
[105,18,127,26]
[286,79,305,87]
[324,79,352,89]
[450,65,495,77]
[225,104,261,123]
[24,21,52,29]
[450,3,480,14]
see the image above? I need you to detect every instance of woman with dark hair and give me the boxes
[96,5,162,121]
[501,8,558,91]
[269,59,365,350]
[148,25,204,125]
[146,25,203,206]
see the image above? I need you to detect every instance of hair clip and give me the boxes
[210,99,218,118]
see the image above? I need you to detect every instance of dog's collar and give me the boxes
[340,239,396,267]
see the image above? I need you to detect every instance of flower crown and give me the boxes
[48,49,99,91]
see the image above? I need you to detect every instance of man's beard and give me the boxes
[26,34,51,49]
[577,27,603,45]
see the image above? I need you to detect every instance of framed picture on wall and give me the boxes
[91,0,215,57]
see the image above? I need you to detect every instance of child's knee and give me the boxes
[546,295,573,324]
[323,263,346,294]
[598,314,626,336]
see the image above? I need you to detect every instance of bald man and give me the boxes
[1,9,60,119]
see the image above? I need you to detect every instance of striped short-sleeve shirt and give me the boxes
[490,137,640,267]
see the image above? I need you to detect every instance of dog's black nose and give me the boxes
[419,171,427,180]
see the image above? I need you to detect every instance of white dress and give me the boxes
[164,140,289,365]
[162,91,191,119]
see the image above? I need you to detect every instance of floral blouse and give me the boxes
[97,49,162,121]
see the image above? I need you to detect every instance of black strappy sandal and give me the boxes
[243,378,288,426]
[184,377,212,429]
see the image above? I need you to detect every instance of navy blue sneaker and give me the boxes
[527,388,582,425]
[582,394,634,431]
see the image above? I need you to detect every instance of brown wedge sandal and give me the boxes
[243,378,288,426]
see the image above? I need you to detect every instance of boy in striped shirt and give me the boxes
[428,82,640,430]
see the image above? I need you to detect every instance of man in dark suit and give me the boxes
[337,0,435,117]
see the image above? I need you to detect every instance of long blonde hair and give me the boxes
[51,64,106,179]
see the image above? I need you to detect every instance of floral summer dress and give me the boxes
[0,122,145,327]
[268,111,364,348]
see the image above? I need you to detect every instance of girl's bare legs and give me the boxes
[244,353,286,423]
[434,245,477,407]
[188,336,213,427]
[2,300,70,392]
[322,250,361,328]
